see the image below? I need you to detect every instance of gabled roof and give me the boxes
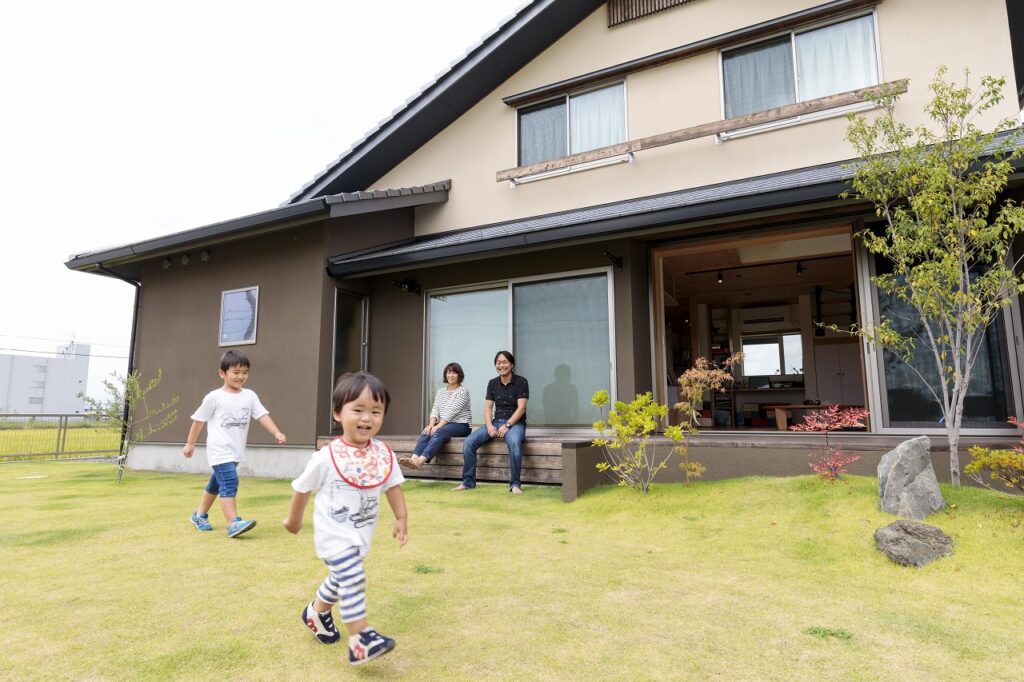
[287,0,604,204]
[65,181,450,281]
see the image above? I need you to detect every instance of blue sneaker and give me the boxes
[348,628,395,665]
[190,511,213,531]
[302,601,340,645]
[226,517,256,538]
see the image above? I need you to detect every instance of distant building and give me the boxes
[0,342,91,414]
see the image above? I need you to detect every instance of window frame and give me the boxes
[218,285,260,347]
[740,332,804,378]
[718,11,881,122]
[515,81,627,167]
[422,267,617,430]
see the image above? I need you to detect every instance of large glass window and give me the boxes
[873,258,1016,428]
[425,273,612,427]
[513,275,611,426]
[518,83,625,166]
[722,14,878,118]
[426,288,508,425]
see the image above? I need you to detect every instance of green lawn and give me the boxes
[2,462,1022,681]
[0,426,119,460]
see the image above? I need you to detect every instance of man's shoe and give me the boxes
[348,628,395,665]
[302,601,340,645]
[226,517,256,538]
[190,511,213,531]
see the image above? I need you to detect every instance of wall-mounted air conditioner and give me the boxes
[738,305,797,333]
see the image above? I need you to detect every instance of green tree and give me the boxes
[79,369,179,482]
[844,67,1024,486]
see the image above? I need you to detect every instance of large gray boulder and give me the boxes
[874,519,953,567]
[877,436,945,519]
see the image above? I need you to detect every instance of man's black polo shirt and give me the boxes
[485,373,530,423]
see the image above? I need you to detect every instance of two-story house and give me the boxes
[66,0,1024,491]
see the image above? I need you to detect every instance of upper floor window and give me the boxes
[722,14,878,119]
[518,82,626,166]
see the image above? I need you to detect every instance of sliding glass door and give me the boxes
[425,270,613,427]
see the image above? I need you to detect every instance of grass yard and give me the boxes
[2,462,1023,681]
[0,426,119,460]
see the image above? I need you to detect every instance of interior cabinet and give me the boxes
[814,341,864,405]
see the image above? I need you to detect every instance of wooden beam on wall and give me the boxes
[496,80,907,183]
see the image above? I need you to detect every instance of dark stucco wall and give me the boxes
[134,223,329,447]
[357,236,650,435]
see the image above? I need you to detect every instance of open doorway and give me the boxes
[655,226,867,430]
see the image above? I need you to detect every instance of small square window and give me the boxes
[28,397,43,405]
[219,286,259,346]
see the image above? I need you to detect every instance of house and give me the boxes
[66,0,1024,493]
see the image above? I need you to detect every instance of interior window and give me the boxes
[741,333,803,376]
[722,14,878,119]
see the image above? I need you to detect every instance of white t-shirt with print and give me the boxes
[291,437,405,560]
[190,388,269,466]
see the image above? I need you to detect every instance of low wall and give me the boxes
[128,443,313,480]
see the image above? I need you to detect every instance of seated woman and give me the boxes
[400,362,471,470]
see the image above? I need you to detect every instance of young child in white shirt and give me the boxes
[283,371,408,665]
[183,349,286,537]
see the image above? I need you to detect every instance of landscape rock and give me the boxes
[877,436,945,519]
[874,519,953,567]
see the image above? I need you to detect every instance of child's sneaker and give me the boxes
[190,511,213,531]
[301,601,340,644]
[348,628,395,665]
[226,517,256,538]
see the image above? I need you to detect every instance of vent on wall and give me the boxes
[608,0,699,27]
[738,305,797,333]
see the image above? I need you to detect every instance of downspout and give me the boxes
[96,264,141,465]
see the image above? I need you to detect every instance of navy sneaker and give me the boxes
[190,511,213,531]
[302,601,340,645]
[226,517,256,538]
[348,628,395,665]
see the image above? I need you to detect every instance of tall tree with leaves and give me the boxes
[844,67,1024,486]
[80,369,179,482]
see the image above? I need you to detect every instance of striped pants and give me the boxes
[317,547,367,623]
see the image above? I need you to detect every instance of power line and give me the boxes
[0,347,129,360]
[0,334,128,348]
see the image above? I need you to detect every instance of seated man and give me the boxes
[453,350,529,494]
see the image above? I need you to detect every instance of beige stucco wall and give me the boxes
[373,0,1016,235]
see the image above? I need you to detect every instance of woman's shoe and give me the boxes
[399,456,423,470]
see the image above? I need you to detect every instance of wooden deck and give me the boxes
[315,431,1021,501]
[315,435,591,486]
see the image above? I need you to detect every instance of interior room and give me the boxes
[658,227,867,430]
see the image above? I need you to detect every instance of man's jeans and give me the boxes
[412,422,472,462]
[461,418,525,489]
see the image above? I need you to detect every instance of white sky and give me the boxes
[0,0,524,399]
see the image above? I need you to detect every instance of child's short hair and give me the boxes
[220,349,251,372]
[333,371,390,414]
[442,362,465,384]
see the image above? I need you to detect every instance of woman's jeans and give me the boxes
[412,422,472,461]
[461,419,525,489]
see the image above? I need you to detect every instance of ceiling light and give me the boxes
[716,270,723,284]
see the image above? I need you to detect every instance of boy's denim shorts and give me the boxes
[204,462,239,498]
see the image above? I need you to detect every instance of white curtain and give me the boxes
[796,15,878,101]
[569,83,626,154]
[722,37,795,118]
[519,101,567,166]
